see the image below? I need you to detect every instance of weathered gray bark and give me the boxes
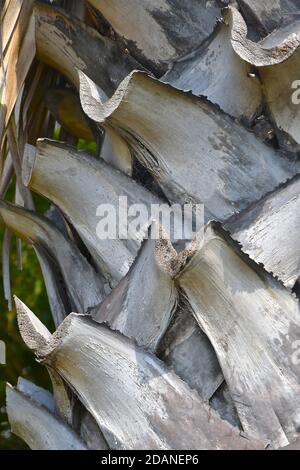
[225,175,300,288]
[225,6,300,145]
[2,0,300,452]
[164,4,300,147]
[236,0,300,37]
[35,3,143,94]
[178,223,300,448]
[6,383,88,450]
[210,382,241,429]
[23,139,162,284]
[80,70,300,221]
[91,224,178,353]
[88,0,222,75]
[0,201,105,317]
[163,16,262,121]
[15,297,264,450]
[158,297,223,401]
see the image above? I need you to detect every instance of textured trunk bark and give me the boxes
[1,0,300,451]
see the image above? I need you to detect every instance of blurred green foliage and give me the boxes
[0,186,54,450]
[77,138,97,154]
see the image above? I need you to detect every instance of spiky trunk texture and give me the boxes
[1,0,300,450]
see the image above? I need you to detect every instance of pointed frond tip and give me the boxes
[225,6,300,67]
[14,296,88,360]
[79,69,139,123]
[14,296,52,357]
[12,304,265,450]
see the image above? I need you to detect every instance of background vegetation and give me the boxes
[0,186,54,450]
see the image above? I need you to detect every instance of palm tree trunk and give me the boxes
[1,0,300,450]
